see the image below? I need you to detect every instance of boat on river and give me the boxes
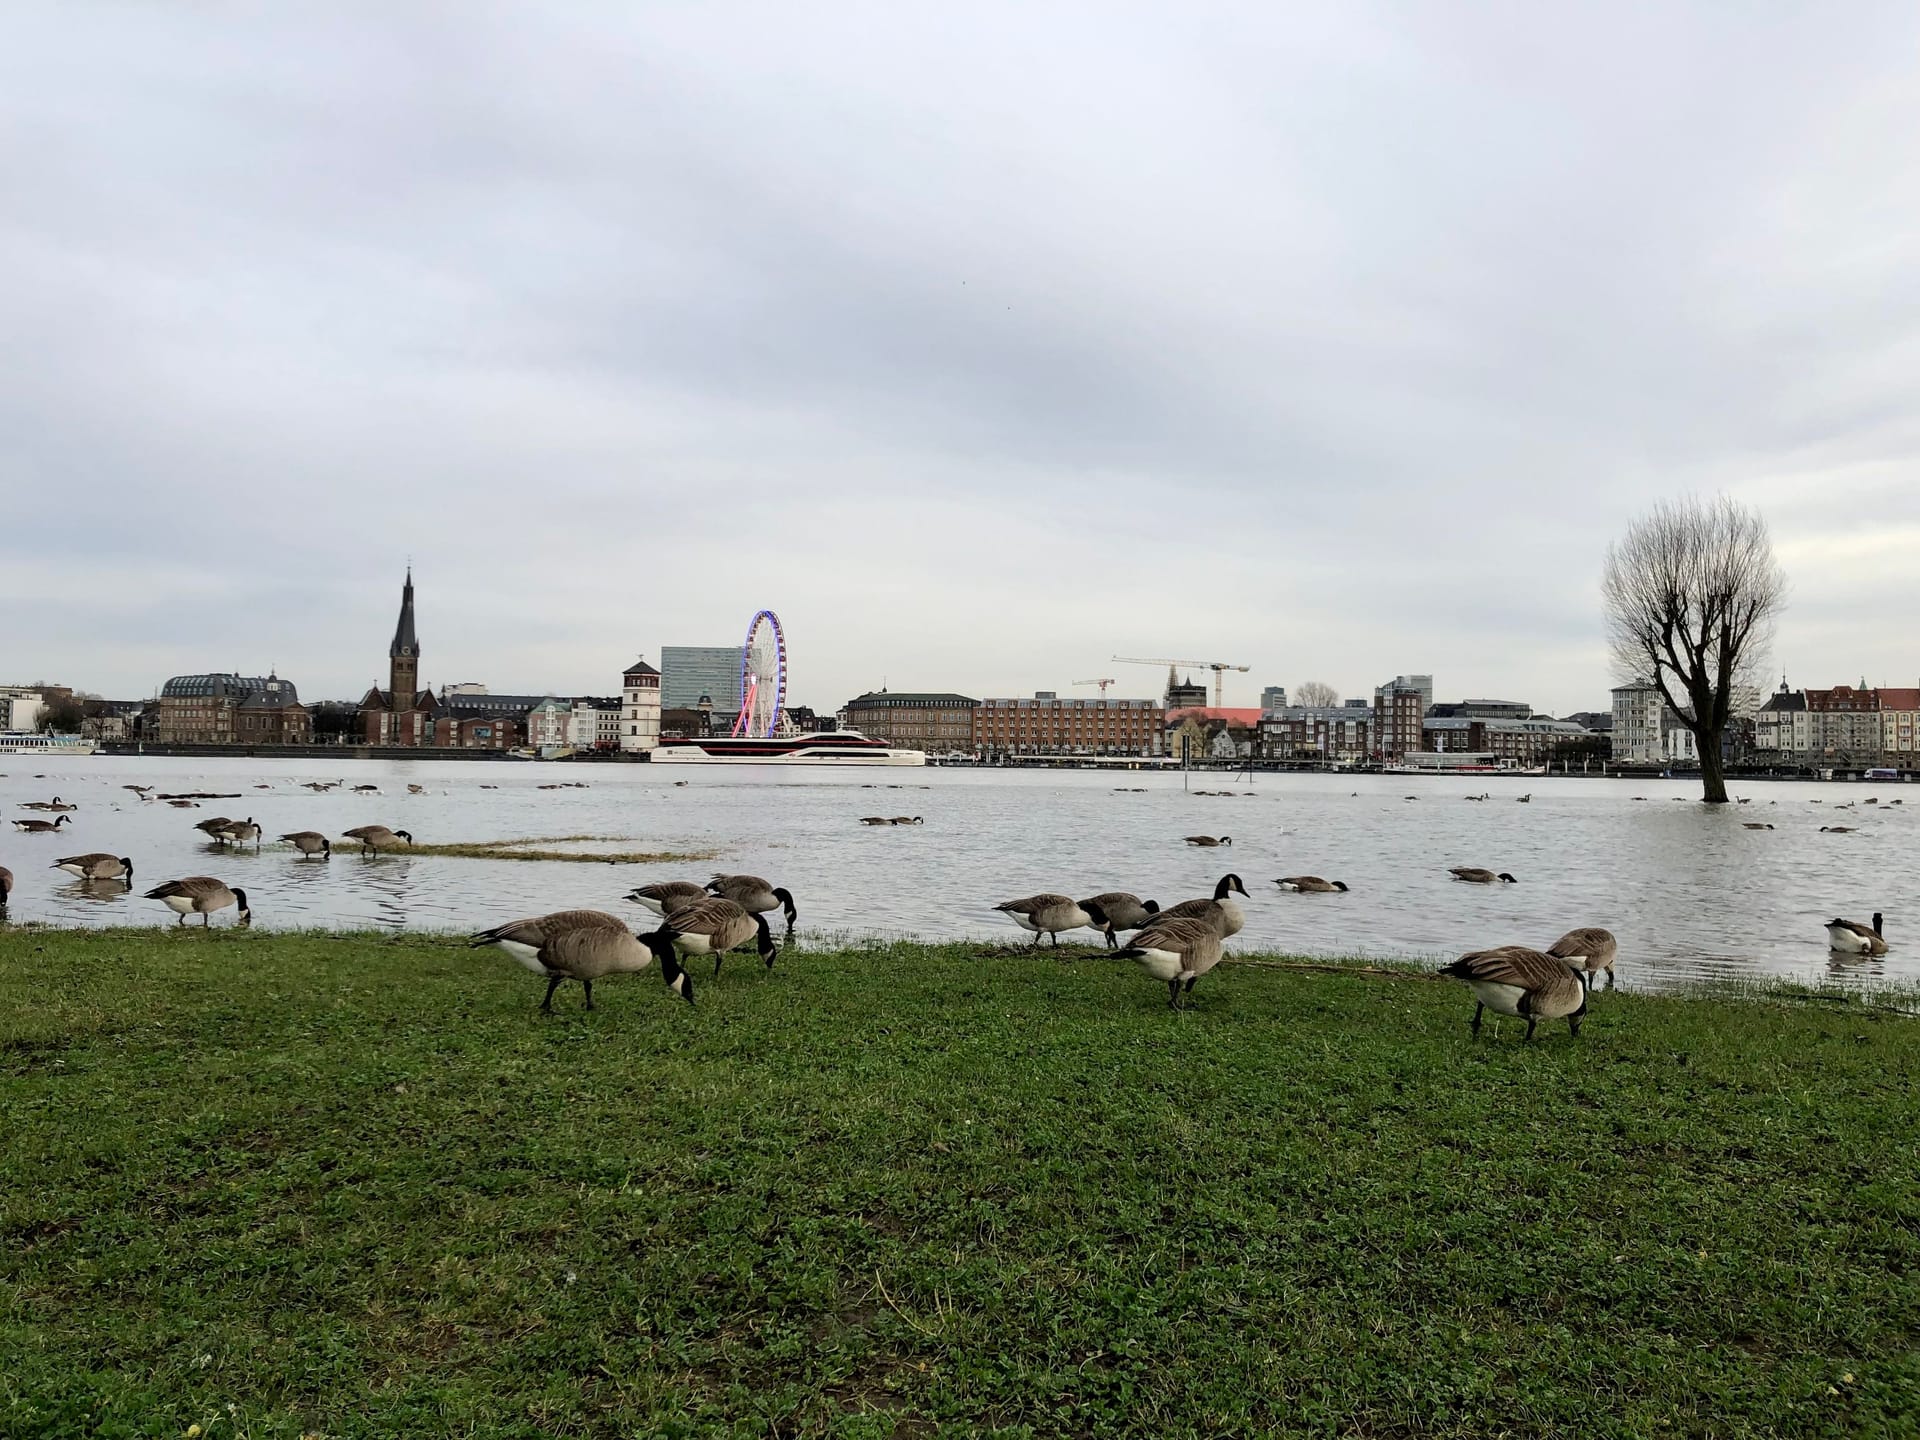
[651,731,926,766]
[0,733,98,756]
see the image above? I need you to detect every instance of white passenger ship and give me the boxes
[652,731,927,766]
[0,733,98,756]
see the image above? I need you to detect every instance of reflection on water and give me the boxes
[2,756,1916,992]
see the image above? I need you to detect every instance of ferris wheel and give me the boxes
[731,609,788,738]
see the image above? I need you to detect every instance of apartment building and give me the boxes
[974,695,1164,757]
[841,691,979,753]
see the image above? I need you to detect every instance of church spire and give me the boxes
[390,566,418,660]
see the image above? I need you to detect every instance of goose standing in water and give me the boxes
[705,874,798,933]
[193,816,233,840]
[143,877,251,927]
[1078,892,1160,949]
[53,853,134,884]
[1116,915,1226,1010]
[1546,927,1617,990]
[1826,914,1887,956]
[651,897,779,977]
[993,893,1093,948]
[1274,876,1348,893]
[342,825,414,856]
[1449,867,1517,885]
[471,909,690,1010]
[1159,874,1248,938]
[279,831,332,859]
[626,880,708,918]
[1441,946,1586,1041]
[216,818,263,851]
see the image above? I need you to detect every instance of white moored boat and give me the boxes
[651,731,926,766]
[0,733,98,756]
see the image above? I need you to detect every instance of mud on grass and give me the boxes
[2,929,1918,1437]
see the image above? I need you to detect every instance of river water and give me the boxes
[2,756,1913,990]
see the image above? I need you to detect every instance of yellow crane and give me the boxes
[1072,678,1118,696]
[1112,656,1251,708]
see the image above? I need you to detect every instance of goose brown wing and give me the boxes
[670,897,755,948]
[1547,927,1617,962]
[1445,946,1577,987]
[473,908,624,949]
[996,893,1073,916]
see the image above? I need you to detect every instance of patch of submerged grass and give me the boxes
[3,929,1917,1437]
[397,833,719,864]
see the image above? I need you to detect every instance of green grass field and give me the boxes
[3,928,1917,1438]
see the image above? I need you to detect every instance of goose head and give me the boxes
[232,888,252,925]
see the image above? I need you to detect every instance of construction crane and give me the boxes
[1112,656,1251,708]
[1072,678,1118,696]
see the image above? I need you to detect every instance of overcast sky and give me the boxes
[5,3,1918,715]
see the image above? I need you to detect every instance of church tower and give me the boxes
[389,567,420,705]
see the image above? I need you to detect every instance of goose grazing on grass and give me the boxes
[626,880,708,918]
[1450,867,1517,885]
[1183,835,1231,847]
[994,893,1093,948]
[1275,876,1348,893]
[1546,926,1617,991]
[652,897,778,977]
[1078,892,1160,949]
[1116,916,1226,1010]
[471,909,690,1011]
[1160,874,1248,938]
[53,853,133,884]
[342,825,413,856]
[705,874,798,932]
[143,877,250,927]
[1826,914,1887,956]
[12,816,71,833]
[279,831,331,858]
[215,818,262,851]
[1441,947,1587,1041]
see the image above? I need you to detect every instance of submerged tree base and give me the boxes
[3,931,1916,1437]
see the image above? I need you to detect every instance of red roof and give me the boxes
[1166,706,1265,727]
[1879,687,1920,710]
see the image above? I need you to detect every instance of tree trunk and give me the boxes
[1697,726,1729,803]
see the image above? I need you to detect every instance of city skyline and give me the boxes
[7,7,1920,711]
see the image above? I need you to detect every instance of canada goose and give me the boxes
[143,877,250,927]
[1159,874,1249,938]
[0,865,10,907]
[1819,826,1857,834]
[42,800,77,813]
[123,785,152,795]
[18,797,66,811]
[1078,892,1160,949]
[53,853,133,883]
[994,893,1093,948]
[889,816,924,825]
[1516,794,1532,803]
[193,815,234,839]
[859,816,891,825]
[215,818,262,850]
[1742,822,1774,830]
[1116,915,1226,1010]
[1826,914,1887,956]
[471,909,690,1010]
[167,799,198,808]
[626,880,708,917]
[1183,835,1231,847]
[279,831,332,858]
[705,874,798,931]
[652,897,778,977]
[1449,867,1517,884]
[1546,926,1617,991]
[1275,876,1348,893]
[352,784,380,793]
[1864,797,1879,805]
[479,784,498,789]
[407,783,427,795]
[1441,947,1586,1040]
[12,816,71,833]
[342,825,414,855]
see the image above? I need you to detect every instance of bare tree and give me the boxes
[1295,680,1340,708]
[1602,495,1786,803]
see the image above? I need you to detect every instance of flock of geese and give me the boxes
[0,778,1898,1032]
[990,868,1619,1031]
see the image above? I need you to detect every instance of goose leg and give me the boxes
[714,952,724,979]
[540,976,562,1012]
[1567,1014,1581,1039]
[1104,927,1117,951]
[202,912,211,928]
[1168,979,1182,1010]
[581,979,594,1011]
[1469,1002,1484,1036]
[1524,1016,1538,1042]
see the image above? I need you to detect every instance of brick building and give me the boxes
[1372,676,1430,761]
[1422,715,1590,766]
[973,695,1163,758]
[1260,705,1372,763]
[156,673,311,745]
[841,691,978,753]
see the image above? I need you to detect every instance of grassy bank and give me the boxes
[3,930,1917,1438]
